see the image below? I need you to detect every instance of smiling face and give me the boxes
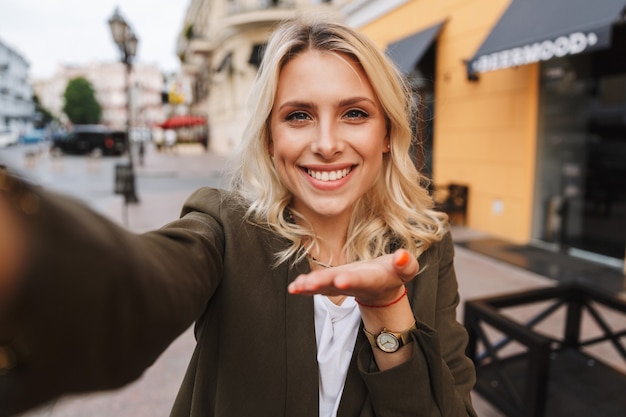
[269,50,389,227]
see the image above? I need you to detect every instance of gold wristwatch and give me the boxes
[364,321,416,353]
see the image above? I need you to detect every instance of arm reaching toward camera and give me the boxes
[0,169,33,309]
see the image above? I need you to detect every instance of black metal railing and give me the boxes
[464,284,626,417]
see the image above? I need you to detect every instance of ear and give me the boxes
[268,139,274,155]
[383,136,391,153]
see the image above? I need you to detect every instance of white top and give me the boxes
[314,294,362,417]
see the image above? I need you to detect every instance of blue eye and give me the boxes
[286,111,310,121]
[345,109,368,119]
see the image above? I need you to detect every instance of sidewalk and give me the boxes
[16,145,623,417]
[101,143,230,232]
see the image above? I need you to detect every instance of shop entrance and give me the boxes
[535,26,626,264]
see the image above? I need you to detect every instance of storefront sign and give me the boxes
[471,32,600,73]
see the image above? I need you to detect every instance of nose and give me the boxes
[311,120,343,159]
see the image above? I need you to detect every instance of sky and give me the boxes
[0,0,190,79]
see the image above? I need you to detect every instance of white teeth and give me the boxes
[307,168,351,182]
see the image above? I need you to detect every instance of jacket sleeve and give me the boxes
[356,233,477,417]
[0,183,226,417]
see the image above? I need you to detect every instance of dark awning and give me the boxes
[386,21,445,75]
[248,43,266,67]
[215,52,233,73]
[467,0,626,76]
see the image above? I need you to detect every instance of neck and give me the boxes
[308,254,334,269]
[304,234,347,267]
[289,207,351,266]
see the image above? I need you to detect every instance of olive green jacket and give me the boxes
[1,186,476,417]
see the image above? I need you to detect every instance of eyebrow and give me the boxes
[277,101,315,112]
[277,96,377,111]
[338,97,377,107]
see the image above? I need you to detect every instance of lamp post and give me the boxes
[108,7,139,205]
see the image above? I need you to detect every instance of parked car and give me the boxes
[18,128,47,144]
[0,127,19,147]
[51,125,126,156]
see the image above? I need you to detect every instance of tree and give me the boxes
[63,77,102,124]
[32,94,55,128]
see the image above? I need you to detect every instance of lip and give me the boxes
[300,164,356,190]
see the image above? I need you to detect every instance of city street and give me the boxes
[3,0,626,415]
[0,142,227,231]
[2,142,622,417]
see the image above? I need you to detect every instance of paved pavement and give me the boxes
[10,144,624,417]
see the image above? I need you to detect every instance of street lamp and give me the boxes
[108,7,139,205]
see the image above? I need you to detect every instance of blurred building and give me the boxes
[31,61,166,132]
[176,0,348,155]
[348,0,626,270]
[0,38,34,133]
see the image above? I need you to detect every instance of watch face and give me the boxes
[376,332,400,353]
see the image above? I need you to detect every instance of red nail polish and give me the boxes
[396,251,409,267]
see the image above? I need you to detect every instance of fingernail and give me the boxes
[396,251,409,267]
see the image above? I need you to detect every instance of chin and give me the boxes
[310,201,354,219]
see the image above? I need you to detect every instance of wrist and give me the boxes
[364,320,417,353]
[356,285,407,308]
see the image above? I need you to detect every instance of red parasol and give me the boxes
[157,115,206,129]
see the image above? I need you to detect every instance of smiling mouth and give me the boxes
[306,167,352,182]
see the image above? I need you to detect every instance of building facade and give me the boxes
[177,0,348,155]
[346,0,626,270]
[31,61,166,133]
[0,38,34,134]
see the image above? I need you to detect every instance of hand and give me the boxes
[287,249,419,306]
[0,169,32,307]
[0,193,27,305]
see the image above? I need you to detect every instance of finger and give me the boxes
[392,249,419,283]
[287,274,315,294]
[288,270,335,294]
[289,267,375,296]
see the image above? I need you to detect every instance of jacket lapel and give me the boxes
[284,259,319,417]
[337,327,369,416]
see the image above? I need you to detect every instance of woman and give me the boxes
[0,17,477,417]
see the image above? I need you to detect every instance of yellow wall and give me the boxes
[360,0,538,243]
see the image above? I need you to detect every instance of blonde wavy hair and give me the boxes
[225,16,448,266]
